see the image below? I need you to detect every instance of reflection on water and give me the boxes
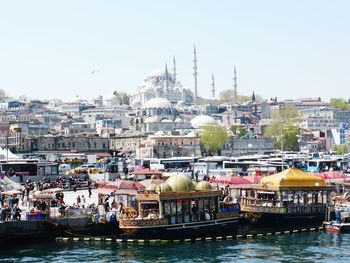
[1,232,350,263]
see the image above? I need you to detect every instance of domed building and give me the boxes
[133,97,191,132]
[129,62,194,107]
[190,115,218,129]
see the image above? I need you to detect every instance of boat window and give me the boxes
[51,165,58,176]
[177,201,183,223]
[169,201,177,224]
[183,201,190,223]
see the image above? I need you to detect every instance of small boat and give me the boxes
[119,174,240,240]
[323,219,350,233]
[323,207,350,233]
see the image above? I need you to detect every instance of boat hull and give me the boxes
[0,220,60,245]
[120,217,239,240]
[323,222,350,234]
[243,212,325,227]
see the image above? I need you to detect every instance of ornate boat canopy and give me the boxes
[137,174,221,201]
[253,168,334,191]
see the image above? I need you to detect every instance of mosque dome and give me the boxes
[174,118,183,123]
[143,97,172,109]
[195,181,212,191]
[165,174,195,193]
[155,182,173,194]
[144,116,158,123]
[190,115,217,128]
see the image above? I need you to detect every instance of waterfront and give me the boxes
[1,232,349,262]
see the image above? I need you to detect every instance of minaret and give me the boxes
[252,91,256,102]
[211,72,215,99]
[164,63,169,99]
[193,45,198,105]
[172,56,177,83]
[233,66,238,104]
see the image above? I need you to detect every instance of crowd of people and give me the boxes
[0,193,21,222]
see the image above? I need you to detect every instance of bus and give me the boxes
[142,157,199,171]
[0,159,59,183]
[307,158,340,173]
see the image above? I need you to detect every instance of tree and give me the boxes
[219,90,235,104]
[219,89,262,104]
[200,126,228,155]
[230,125,247,138]
[0,88,7,102]
[264,103,300,151]
[333,144,348,155]
[330,98,350,110]
[113,91,130,105]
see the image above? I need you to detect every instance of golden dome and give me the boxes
[165,174,195,193]
[195,181,212,191]
[155,183,173,194]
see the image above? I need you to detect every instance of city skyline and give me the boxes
[1,1,350,102]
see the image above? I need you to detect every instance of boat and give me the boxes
[119,174,240,240]
[323,202,350,233]
[240,168,334,227]
[323,218,350,234]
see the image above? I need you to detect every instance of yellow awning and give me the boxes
[260,168,325,187]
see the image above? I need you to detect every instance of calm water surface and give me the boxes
[1,232,349,263]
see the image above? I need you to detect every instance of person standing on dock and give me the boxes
[81,195,86,208]
[88,185,92,198]
[77,195,81,207]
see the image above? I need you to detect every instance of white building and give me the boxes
[129,62,194,106]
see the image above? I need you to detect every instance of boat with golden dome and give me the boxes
[240,168,334,226]
[118,174,240,239]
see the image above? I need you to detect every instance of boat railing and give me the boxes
[241,196,327,214]
[119,217,169,227]
[286,204,326,214]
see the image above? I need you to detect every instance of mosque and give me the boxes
[129,57,194,107]
[129,48,235,133]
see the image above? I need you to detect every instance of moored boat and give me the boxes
[119,174,240,240]
[323,205,350,233]
[323,220,350,233]
[240,168,334,227]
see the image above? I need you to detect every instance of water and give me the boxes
[1,232,350,263]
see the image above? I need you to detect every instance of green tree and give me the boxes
[200,126,228,155]
[230,125,247,138]
[330,98,350,110]
[333,144,348,155]
[113,91,130,105]
[219,90,235,103]
[219,89,262,104]
[264,103,300,151]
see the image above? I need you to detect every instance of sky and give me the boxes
[0,0,349,102]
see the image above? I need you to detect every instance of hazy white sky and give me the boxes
[0,0,349,102]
